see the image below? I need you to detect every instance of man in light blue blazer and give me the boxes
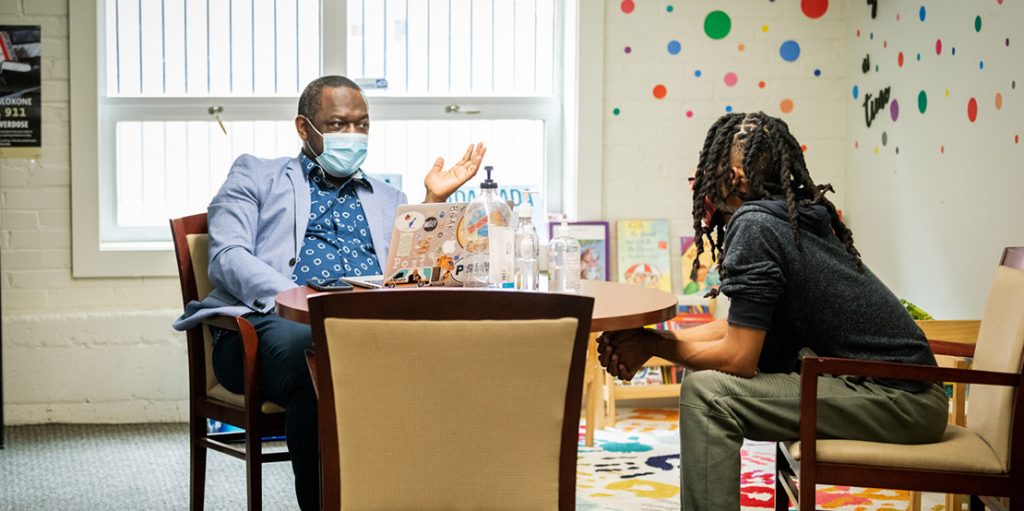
[173,75,485,510]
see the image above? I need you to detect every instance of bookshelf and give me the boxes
[602,300,715,427]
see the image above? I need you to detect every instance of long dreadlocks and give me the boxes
[690,112,860,295]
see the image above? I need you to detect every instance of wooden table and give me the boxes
[276,279,678,446]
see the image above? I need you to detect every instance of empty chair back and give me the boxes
[308,290,594,511]
[966,254,1024,472]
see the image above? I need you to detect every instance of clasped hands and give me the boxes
[597,328,663,381]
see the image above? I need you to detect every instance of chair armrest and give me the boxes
[929,339,976,358]
[800,356,1017,387]
[795,355,1018,470]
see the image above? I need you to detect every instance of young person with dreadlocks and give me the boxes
[597,112,948,511]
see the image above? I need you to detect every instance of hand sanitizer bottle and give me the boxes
[513,193,540,291]
[548,216,581,292]
[462,166,513,288]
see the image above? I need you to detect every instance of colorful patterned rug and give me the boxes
[578,408,948,511]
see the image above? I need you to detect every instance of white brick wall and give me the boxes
[601,0,848,289]
[1,0,187,424]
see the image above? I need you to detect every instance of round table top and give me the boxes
[275,280,677,332]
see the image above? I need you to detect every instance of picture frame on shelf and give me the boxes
[548,220,610,281]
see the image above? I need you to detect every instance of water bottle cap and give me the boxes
[480,166,498,189]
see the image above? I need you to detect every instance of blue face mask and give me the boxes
[303,117,368,179]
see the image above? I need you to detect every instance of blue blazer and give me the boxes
[173,153,408,331]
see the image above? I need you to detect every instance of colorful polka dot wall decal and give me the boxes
[1013,80,1017,90]
[995,93,1003,109]
[896,147,900,154]
[758,80,766,89]
[694,70,702,78]
[883,40,888,49]
[780,98,794,114]
[946,88,950,97]
[801,145,808,152]
[613,108,621,116]
[686,110,693,118]
[975,15,982,32]
[725,105,733,113]
[882,132,888,146]
[919,5,926,21]
[980,61,985,70]
[624,46,632,54]
[890,99,900,121]
[704,11,732,40]
[667,5,674,13]
[935,39,942,55]
[852,85,859,99]
[940,145,945,154]
[762,25,769,33]
[897,13,901,22]
[854,141,859,149]
[918,90,928,113]
[779,41,801,62]
[967,97,978,122]
[952,47,957,56]
[621,0,635,14]
[916,52,921,61]
[801,0,828,19]
[738,44,746,52]
[724,72,738,87]
[814,69,821,77]
[653,85,667,99]
[898,52,904,67]
[668,40,682,55]
[1016,135,1020,144]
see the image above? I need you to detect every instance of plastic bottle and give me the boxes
[513,194,540,291]
[548,216,581,292]
[461,166,513,288]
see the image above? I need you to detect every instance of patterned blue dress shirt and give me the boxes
[291,154,383,285]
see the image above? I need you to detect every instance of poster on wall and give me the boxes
[0,25,42,159]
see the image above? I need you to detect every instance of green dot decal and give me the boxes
[917,90,928,113]
[704,11,732,40]
[667,5,674,13]
[613,108,621,116]
[975,15,982,32]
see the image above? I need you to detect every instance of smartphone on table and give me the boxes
[306,278,354,292]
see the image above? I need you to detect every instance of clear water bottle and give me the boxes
[513,198,540,291]
[461,166,513,288]
[548,217,581,292]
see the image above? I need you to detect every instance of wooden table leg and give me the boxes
[605,371,617,427]
[584,333,604,447]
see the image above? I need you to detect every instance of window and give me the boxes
[71,0,601,277]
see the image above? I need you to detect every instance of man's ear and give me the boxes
[730,166,748,188]
[294,116,309,142]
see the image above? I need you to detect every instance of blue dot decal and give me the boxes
[780,40,801,62]
[852,85,859,99]
[919,6,926,22]
[725,105,733,113]
[814,69,822,77]
[667,40,682,55]
[694,69,702,78]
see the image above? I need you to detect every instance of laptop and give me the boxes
[341,202,473,288]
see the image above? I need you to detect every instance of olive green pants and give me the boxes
[679,370,949,511]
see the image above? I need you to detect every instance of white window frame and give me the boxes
[70,0,603,277]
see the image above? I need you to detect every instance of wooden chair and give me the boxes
[170,213,289,511]
[307,289,594,511]
[775,247,1024,511]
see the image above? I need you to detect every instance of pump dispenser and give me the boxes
[548,216,581,292]
[461,166,513,287]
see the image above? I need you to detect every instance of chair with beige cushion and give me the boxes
[776,247,1024,511]
[170,213,288,511]
[307,289,594,511]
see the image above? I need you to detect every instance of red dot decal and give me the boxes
[686,110,694,118]
[936,39,942,55]
[801,0,828,19]
[621,0,635,14]
[967,97,978,122]
[898,52,904,67]
[1015,134,1020,144]
[653,84,667,99]
[758,80,766,89]
[800,144,808,152]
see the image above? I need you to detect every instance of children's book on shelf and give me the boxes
[679,235,720,299]
[616,220,672,292]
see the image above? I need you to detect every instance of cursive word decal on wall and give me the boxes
[862,86,891,128]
